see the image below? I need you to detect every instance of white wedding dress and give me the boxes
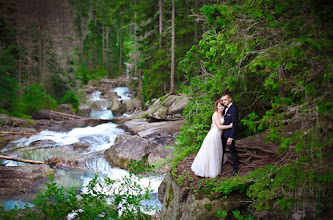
[191,114,227,178]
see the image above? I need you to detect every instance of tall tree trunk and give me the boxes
[134,0,138,78]
[27,28,32,86]
[106,26,110,72]
[194,0,198,42]
[159,0,163,50]
[119,9,123,75]
[38,0,44,86]
[38,26,43,85]
[102,0,105,71]
[170,0,175,94]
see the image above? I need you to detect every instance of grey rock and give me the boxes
[32,110,64,121]
[0,114,11,126]
[106,91,126,115]
[87,79,99,87]
[58,104,75,114]
[147,94,189,121]
[72,142,90,150]
[123,119,185,139]
[104,134,173,171]
[0,165,53,199]
[125,98,142,113]
[79,104,91,117]
[90,100,112,111]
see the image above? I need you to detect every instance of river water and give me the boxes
[0,87,163,214]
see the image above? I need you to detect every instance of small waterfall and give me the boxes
[112,87,131,102]
[89,91,114,119]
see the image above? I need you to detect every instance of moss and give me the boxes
[166,185,174,208]
[23,119,36,127]
[204,203,212,211]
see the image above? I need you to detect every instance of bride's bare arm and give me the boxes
[212,113,233,130]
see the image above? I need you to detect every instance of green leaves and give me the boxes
[2,173,155,219]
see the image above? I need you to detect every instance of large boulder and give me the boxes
[122,119,185,139]
[87,79,99,87]
[90,100,112,111]
[0,165,53,199]
[32,110,64,121]
[147,94,189,121]
[34,119,64,132]
[58,104,75,115]
[0,114,11,126]
[104,134,173,170]
[125,98,142,113]
[79,104,91,117]
[0,114,36,127]
[105,91,126,115]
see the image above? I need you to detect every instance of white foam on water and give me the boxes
[91,91,104,101]
[10,123,124,153]
[90,110,113,119]
[112,87,131,102]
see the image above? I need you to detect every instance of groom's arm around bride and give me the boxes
[221,94,239,176]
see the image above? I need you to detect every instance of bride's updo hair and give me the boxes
[214,99,224,112]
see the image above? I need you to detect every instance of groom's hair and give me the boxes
[220,93,231,99]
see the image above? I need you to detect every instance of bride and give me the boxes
[191,100,232,178]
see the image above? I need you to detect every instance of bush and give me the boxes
[0,173,155,219]
[20,84,58,115]
[61,89,80,113]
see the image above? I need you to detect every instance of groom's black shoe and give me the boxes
[232,170,238,176]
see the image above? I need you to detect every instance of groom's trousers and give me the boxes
[222,136,239,171]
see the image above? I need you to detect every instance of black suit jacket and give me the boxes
[223,104,238,139]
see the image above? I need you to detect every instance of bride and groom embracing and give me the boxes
[191,94,239,178]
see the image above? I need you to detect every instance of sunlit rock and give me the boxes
[147,94,189,121]
[122,119,184,139]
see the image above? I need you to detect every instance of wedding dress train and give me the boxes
[191,116,227,178]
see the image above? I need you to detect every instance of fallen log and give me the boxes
[0,155,88,170]
[0,155,45,164]
[0,131,36,136]
[49,110,85,120]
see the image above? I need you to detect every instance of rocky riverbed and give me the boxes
[0,77,189,206]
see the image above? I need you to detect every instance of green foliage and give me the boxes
[0,173,155,219]
[232,210,253,220]
[61,89,80,113]
[189,163,333,218]
[20,84,58,115]
[215,209,228,219]
[0,11,18,111]
[128,158,155,176]
[173,0,333,178]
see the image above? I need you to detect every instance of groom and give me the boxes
[221,94,239,176]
